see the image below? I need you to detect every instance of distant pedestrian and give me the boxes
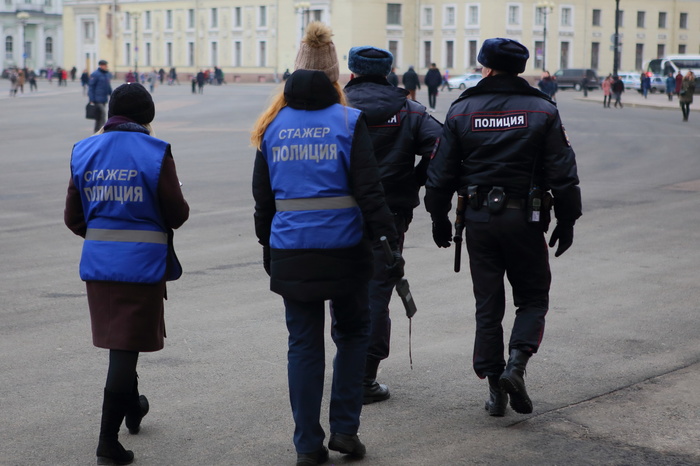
[679,71,696,122]
[601,74,613,108]
[402,66,420,100]
[675,71,683,96]
[612,75,624,108]
[70,66,77,81]
[440,69,450,91]
[387,67,399,87]
[641,72,651,98]
[28,69,37,92]
[665,72,676,101]
[169,67,179,85]
[88,60,113,132]
[537,71,557,99]
[147,69,158,93]
[424,63,442,111]
[282,68,291,81]
[196,70,205,94]
[158,68,165,84]
[80,69,89,95]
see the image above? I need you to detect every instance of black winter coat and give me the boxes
[402,69,420,91]
[253,70,398,302]
[345,76,442,214]
[425,74,581,223]
[424,68,442,89]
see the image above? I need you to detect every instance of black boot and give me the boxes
[485,375,508,417]
[363,358,390,405]
[124,374,149,435]
[499,349,533,414]
[96,389,134,465]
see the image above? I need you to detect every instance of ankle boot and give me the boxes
[363,358,390,405]
[499,349,533,414]
[485,375,508,417]
[124,374,149,435]
[96,389,135,465]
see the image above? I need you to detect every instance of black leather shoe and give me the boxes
[499,349,533,414]
[485,376,508,417]
[328,433,366,458]
[125,395,149,435]
[363,381,390,405]
[296,446,328,466]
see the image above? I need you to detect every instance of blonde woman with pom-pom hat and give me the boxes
[251,22,405,465]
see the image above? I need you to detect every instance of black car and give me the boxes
[553,68,600,91]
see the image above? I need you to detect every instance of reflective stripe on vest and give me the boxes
[85,228,168,244]
[275,196,358,212]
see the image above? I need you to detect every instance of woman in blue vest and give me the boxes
[65,83,189,465]
[251,22,404,466]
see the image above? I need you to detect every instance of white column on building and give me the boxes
[56,23,64,68]
[36,23,45,71]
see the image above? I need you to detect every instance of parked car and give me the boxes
[617,72,642,91]
[648,76,666,93]
[447,73,482,90]
[552,68,600,90]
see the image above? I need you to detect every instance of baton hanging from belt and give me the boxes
[453,195,466,273]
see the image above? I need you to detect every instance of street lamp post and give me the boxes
[16,12,30,69]
[537,1,554,72]
[613,0,621,77]
[133,12,141,82]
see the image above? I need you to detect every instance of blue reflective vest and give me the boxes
[71,131,171,284]
[262,104,364,249]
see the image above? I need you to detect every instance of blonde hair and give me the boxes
[250,81,348,150]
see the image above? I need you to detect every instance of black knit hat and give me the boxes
[108,83,155,124]
[477,38,529,74]
[348,46,393,77]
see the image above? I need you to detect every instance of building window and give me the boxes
[233,41,242,67]
[311,9,322,21]
[188,42,194,66]
[211,8,218,28]
[617,10,624,27]
[467,5,479,26]
[635,43,644,70]
[234,7,242,28]
[165,10,173,29]
[84,21,94,40]
[591,42,599,70]
[187,9,195,29]
[658,12,667,28]
[5,35,12,59]
[561,7,572,27]
[211,41,218,66]
[679,44,687,54]
[592,9,601,26]
[535,7,545,26]
[166,42,172,66]
[680,12,688,29]
[444,6,456,27]
[468,40,477,68]
[125,12,131,31]
[508,5,520,26]
[125,43,131,66]
[560,41,570,69]
[45,37,53,60]
[637,11,645,28]
[258,40,267,67]
[423,41,431,68]
[388,40,399,67]
[145,11,151,30]
[534,40,543,69]
[657,44,665,58]
[445,40,454,68]
[145,42,151,66]
[387,3,402,26]
[258,6,267,27]
[422,7,433,27]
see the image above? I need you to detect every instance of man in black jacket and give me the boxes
[345,46,442,404]
[424,38,582,417]
[401,66,420,101]
[424,63,442,112]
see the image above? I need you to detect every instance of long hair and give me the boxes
[250,81,348,150]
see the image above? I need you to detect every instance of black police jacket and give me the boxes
[345,76,442,215]
[425,74,582,223]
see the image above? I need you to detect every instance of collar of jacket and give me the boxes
[284,70,339,110]
[103,116,150,134]
[345,75,392,89]
[458,74,554,104]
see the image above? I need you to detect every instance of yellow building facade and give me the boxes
[62,0,700,81]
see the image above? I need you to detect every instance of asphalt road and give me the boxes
[1,81,699,465]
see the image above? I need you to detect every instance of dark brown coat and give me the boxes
[65,139,189,352]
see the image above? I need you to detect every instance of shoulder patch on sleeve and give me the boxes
[561,125,571,147]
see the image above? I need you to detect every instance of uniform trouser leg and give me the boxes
[467,211,551,378]
[329,286,370,436]
[284,298,326,454]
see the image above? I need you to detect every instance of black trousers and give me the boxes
[465,207,551,378]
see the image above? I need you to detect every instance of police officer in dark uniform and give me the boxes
[424,38,582,416]
[344,45,442,404]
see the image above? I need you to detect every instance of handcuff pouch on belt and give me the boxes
[487,186,508,214]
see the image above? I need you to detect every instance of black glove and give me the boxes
[262,245,271,276]
[386,249,405,281]
[432,217,452,248]
[548,221,574,257]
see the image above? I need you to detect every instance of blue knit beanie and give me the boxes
[348,46,394,77]
[477,38,529,74]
